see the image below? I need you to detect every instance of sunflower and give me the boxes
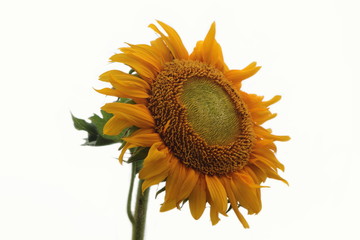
[97,21,289,228]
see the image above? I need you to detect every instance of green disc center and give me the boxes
[180,78,241,146]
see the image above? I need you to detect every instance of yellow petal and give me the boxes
[189,176,207,220]
[118,129,156,163]
[254,139,277,152]
[263,95,281,107]
[202,22,216,64]
[202,22,227,71]
[141,169,169,192]
[109,81,150,99]
[110,53,156,81]
[95,87,149,100]
[102,116,132,136]
[118,142,135,164]
[160,159,186,212]
[189,41,204,62]
[225,62,261,89]
[150,38,173,64]
[221,178,250,228]
[252,147,285,171]
[95,88,122,98]
[139,143,170,179]
[176,168,199,203]
[100,70,151,89]
[210,206,220,225]
[101,103,154,128]
[253,161,288,185]
[95,87,147,104]
[231,173,262,214]
[122,133,162,147]
[149,21,189,60]
[123,43,162,72]
[205,175,227,214]
[252,154,278,171]
[254,125,290,142]
[243,61,257,70]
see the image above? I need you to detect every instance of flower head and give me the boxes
[97,21,289,227]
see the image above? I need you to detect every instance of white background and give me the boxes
[1,0,359,239]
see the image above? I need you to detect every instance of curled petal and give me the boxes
[101,103,154,128]
[149,21,189,60]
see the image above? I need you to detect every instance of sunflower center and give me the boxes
[180,78,241,145]
[149,60,254,176]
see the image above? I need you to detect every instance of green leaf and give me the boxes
[128,147,149,163]
[155,186,166,199]
[117,97,135,104]
[226,202,241,213]
[72,114,97,135]
[226,204,233,213]
[72,111,128,147]
[118,126,139,151]
[180,199,188,209]
[85,135,115,146]
[125,147,149,173]
[89,110,124,143]
[72,96,137,147]
[71,114,98,143]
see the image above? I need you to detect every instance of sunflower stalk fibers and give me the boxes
[132,179,149,240]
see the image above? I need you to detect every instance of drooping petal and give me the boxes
[205,175,227,214]
[252,147,285,171]
[139,143,170,179]
[118,142,135,164]
[95,86,149,99]
[210,205,221,225]
[150,38,173,65]
[118,129,157,163]
[100,70,151,89]
[102,116,132,136]
[231,173,262,214]
[123,43,163,72]
[176,167,199,206]
[110,53,156,81]
[225,62,261,89]
[140,143,171,191]
[96,89,147,105]
[122,132,162,147]
[101,103,154,128]
[189,176,207,220]
[221,178,250,228]
[255,139,277,152]
[253,161,289,185]
[141,170,169,192]
[149,21,189,60]
[160,159,187,212]
[94,87,119,97]
[263,95,282,107]
[109,81,150,99]
[98,70,150,102]
[253,125,291,142]
[251,110,278,125]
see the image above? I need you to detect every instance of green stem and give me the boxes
[132,180,149,240]
[127,163,136,224]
